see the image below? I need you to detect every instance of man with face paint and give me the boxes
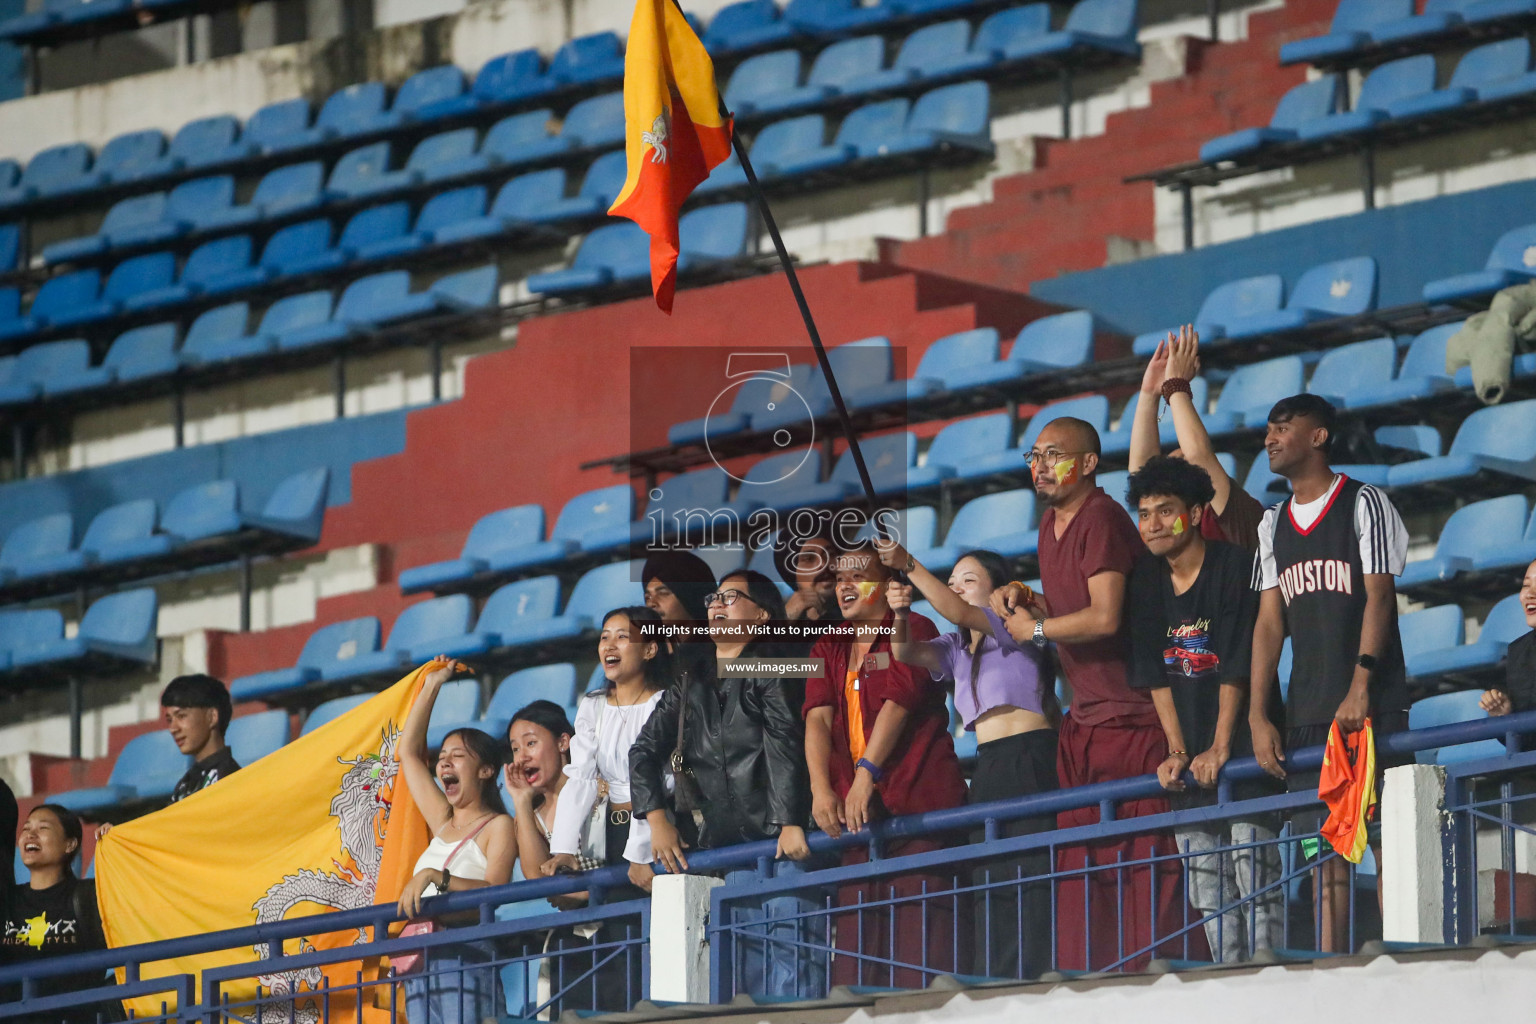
[1125,456,1283,963]
[1248,394,1409,954]
[804,540,967,986]
[993,415,1184,971]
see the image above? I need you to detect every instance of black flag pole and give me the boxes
[724,123,897,546]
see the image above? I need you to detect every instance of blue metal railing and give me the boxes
[4,708,1535,1020]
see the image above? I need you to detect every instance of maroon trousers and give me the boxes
[831,838,960,988]
[1052,713,1209,972]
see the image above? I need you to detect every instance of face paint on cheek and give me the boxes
[1053,457,1080,486]
[1171,514,1187,536]
[854,581,880,601]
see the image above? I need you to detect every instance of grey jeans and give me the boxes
[1174,821,1284,963]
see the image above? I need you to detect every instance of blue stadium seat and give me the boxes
[940,310,1093,390]
[1101,379,1211,455]
[43,193,174,264]
[706,0,797,53]
[196,162,322,231]
[141,469,329,551]
[0,224,16,272]
[762,36,885,114]
[417,680,483,749]
[1280,0,1414,65]
[725,50,804,116]
[503,560,644,645]
[325,204,416,266]
[473,664,579,740]
[548,31,626,85]
[1295,56,1436,141]
[145,115,252,176]
[667,363,813,444]
[1339,324,1457,408]
[1306,337,1398,408]
[230,617,385,698]
[1387,399,1536,489]
[882,80,992,157]
[318,82,402,139]
[906,414,1013,487]
[0,0,75,42]
[1132,275,1285,355]
[52,253,174,326]
[345,271,437,327]
[325,142,395,200]
[417,576,563,663]
[559,92,626,150]
[1408,594,1528,681]
[0,340,90,406]
[924,5,1050,79]
[209,221,324,291]
[1410,689,1505,765]
[1390,37,1529,121]
[527,220,649,296]
[711,114,828,186]
[785,0,893,36]
[399,505,547,594]
[1400,605,1466,682]
[465,486,629,573]
[779,432,916,507]
[1005,0,1140,59]
[0,143,95,207]
[639,467,732,542]
[1472,501,1536,575]
[1372,0,1482,45]
[42,323,179,396]
[476,109,574,169]
[1018,393,1111,454]
[729,449,833,513]
[845,21,975,94]
[155,176,246,237]
[235,290,334,354]
[1200,77,1341,164]
[752,336,889,432]
[845,327,997,410]
[1098,469,1133,516]
[9,587,158,670]
[352,186,481,260]
[0,271,83,338]
[242,98,317,154]
[1221,257,1377,340]
[1423,223,1536,304]
[1203,356,1305,433]
[126,236,255,311]
[1400,495,1528,591]
[416,50,552,121]
[323,595,473,684]
[226,709,292,766]
[678,203,751,272]
[300,693,372,736]
[429,264,498,312]
[918,488,1038,571]
[95,129,167,185]
[0,513,74,580]
[392,66,467,121]
[50,731,189,813]
[180,302,264,365]
[10,498,154,576]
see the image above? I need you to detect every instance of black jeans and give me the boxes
[968,729,1059,980]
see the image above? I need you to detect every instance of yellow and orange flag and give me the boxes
[96,666,434,1019]
[609,0,734,313]
[1319,719,1378,864]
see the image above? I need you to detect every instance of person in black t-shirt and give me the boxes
[1481,559,1536,718]
[4,804,113,1020]
[1126,457,1283,963]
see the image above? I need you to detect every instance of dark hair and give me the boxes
[772,522,836,589]
[717,568,787,621]
[949,550,1061,727]
[1042,415,1103,459]
[1126,455,1217,512]
[508,700,576,762]
[160,674,232,734]
[1267,394,1337,453]
[30,803,83,874]
[439,727,507,815]
[827,538,893,580]
[640,550,716,622]
[596,606,675,693]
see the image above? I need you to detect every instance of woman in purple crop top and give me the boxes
[878,541,1061,981]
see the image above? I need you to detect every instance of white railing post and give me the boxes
[649,873,724,1003]
[1381,763,1447,943]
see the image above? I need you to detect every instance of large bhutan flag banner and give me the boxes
[96,666,434,1019]
[608,0,734,313]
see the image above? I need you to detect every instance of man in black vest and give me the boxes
[1247,395,1409,953]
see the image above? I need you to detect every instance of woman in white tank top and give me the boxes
[396,657,516,1024]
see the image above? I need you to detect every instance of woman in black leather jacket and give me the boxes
[628,568,820,998]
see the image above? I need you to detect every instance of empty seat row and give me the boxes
[0,262,495,360]
[1204,38,1536,166]
[0,468,327,598]
[0,587,157,675]
[230,562,645,700]
[527,204,754,299]
[1398,494,1536,595]
[1281,0,1536,67]
[1401,593,1530,684]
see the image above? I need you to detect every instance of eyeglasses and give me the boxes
[704,589,756,607]
[1022,448,1087,468]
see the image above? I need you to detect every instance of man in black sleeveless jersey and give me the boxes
[1246,395,1409,953]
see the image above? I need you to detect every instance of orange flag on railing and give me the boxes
[609,0,734,313]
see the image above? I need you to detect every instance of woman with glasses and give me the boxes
[629,569,818,997]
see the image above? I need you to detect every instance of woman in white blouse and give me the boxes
[541,605,675,893]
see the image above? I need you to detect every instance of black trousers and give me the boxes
[968,729,1060,980]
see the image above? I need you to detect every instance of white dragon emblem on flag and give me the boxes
[643,111,670,164]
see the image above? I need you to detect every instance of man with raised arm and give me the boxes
[1246,394,1410,954]
[1129,325,1266,550]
